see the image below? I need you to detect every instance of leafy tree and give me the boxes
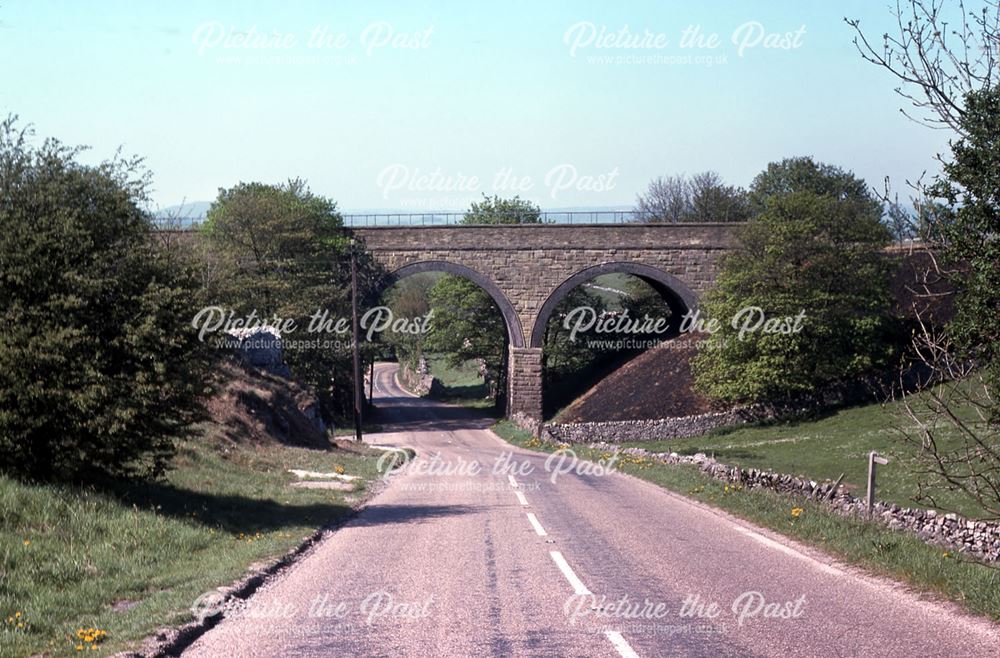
[751,155,922,250]
[692,161,894,403]
[749,156,884,214]
[425,275,509,400]
[381,273,436,370]
[200,179,350,311]
[540,287,608,380]
[925,85,1000,377]
[635,172,750,222]
[200,180,375,420]
[0,117,207,482]
[463,193,542,224]
[621,277,674,327]
[688,171,752,222]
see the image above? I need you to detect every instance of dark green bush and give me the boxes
[0,117,206,482]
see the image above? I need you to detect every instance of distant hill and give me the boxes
[153,201,212,226]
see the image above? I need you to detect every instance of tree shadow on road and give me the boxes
[371,401,497,433]
[346,503,478,527]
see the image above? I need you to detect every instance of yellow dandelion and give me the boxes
[791,507,804,518]
[23,539,30,546]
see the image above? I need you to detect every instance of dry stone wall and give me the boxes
[588,442,1000,563]
[544,408,769,443]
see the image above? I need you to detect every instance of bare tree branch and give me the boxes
[846,0,1000,136]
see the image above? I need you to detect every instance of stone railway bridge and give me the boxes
[352,223,741,425]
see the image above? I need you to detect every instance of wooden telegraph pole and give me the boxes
[351,241,363,443]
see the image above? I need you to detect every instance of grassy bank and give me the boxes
[492,419,1000,621]
[425,354,492,408]
[616,392,987,518]
[0,432,387,657]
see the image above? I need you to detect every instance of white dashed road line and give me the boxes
[604,630,641,658]
[526,512,547,537]
[549,551,591,596]
[513,469,640,656]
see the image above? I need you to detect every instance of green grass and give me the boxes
[425,354,492,408]
[0,431,389,657]
[613,394,986,518]
[492,419,1000,621]
[581,273,632,309]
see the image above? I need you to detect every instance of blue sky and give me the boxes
[0,1,954,213]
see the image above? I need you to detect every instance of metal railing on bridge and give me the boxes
[340,210,650,227]
[150,210,735,229]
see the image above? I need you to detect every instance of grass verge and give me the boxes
[0,432,388,657]
[615,392,986,518]
[492,419,1000,621]
[425,354,493,409]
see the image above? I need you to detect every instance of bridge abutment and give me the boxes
[507,346,543,432]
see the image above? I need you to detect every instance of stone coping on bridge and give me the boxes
[350,223,741,252]
[346,221,744,229]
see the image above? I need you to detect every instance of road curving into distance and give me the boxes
[184,362,1000,658]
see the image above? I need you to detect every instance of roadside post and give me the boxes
[867,451,889,516]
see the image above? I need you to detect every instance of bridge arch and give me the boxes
[380,260,526,348]
[529,262,699,348]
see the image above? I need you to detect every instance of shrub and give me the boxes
[0,117,206,481]
[691,159,895,403]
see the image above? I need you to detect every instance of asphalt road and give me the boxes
[184,362,1000,657]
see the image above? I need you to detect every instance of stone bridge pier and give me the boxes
[352,223,739,431]
[507,347,544,426]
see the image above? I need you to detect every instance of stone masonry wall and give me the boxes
[543,409,767,443]
[508,347,543,426]
[353,223,737,349]
[354,223,740,427]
